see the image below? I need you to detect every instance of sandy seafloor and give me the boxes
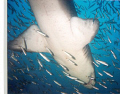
[7,0,120,94]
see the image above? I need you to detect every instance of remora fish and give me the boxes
[8,0,99,89]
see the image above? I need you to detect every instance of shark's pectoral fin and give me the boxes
[71,17,99,47]
[8,25,47,52]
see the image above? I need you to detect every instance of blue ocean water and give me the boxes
[7,0,120,94]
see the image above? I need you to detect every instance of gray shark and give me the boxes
[8,0,99,89]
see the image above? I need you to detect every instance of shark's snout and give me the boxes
[84,73,96,89]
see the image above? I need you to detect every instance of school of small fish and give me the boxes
[8,0,120,94]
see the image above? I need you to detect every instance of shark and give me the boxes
[8,0,99,89]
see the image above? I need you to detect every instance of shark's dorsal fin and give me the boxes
[71,17,99,47]
[8,25,47,52]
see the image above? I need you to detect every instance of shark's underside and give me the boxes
[8,0,99,89]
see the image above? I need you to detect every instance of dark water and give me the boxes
[7,0,120,94]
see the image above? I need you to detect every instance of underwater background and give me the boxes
[7,0,120,94]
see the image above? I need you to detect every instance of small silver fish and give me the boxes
[24,38,27,50]
[74,3,80,9]
[74,87,83,94]
[92,86,99,90]
[32,81,37,85]
[93,62,99,67]
[20,46,26,55]
[11,55,18,61]
[110,24,111,30]
[45,47,54,56]
[103,70,113,77]
[88,76,95,80]
[59,64,69,71]
[13,75,18,80]
[110,50,117,59]
[53,80,61,86]
[74,87,79,91]
[20,89,23,91]
[97,70,103,76]
[102,80,106,84]
[96,60,108,66]
[98,82,107,89]
[8,77,13,80]
[66,75,78,80]
[27,65,29,71]
[60,92,67,94]
[10,61,14,66]
[112,60,118,66]
[46,83,52,87]
[39,53,50,62]
[93,58,100,65]
[20,69,25,73]
[37,59,43,67]
[63,50,76,60]
[107,36,111,43]
[36,30,49,37]
[76,90,82,94]
[63,71,69,76]
[115,66,120,70]
[28,74,33,78]
[68,59,77,66]
[46,69,52,75]
[74,79,85,84]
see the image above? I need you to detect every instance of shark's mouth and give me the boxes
[86,79,93,85]
[84,77,95,89]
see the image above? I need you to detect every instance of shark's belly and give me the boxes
[29,0,96,88]
[7,0,99,89]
